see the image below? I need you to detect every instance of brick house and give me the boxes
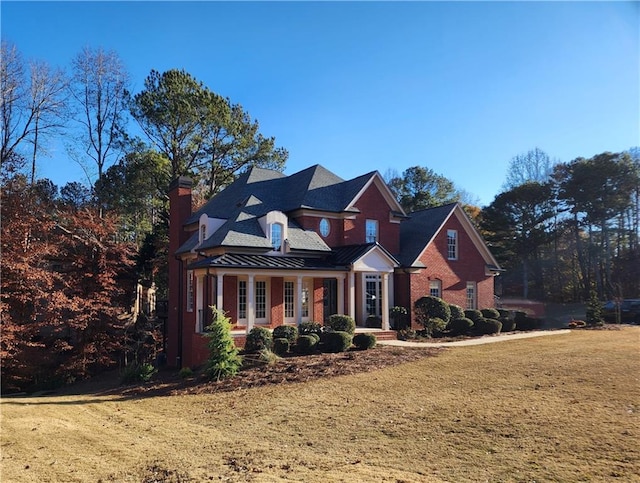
[167,165,501,367]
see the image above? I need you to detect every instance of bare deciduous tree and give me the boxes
[503,147,557,190]
[69,46,129,184]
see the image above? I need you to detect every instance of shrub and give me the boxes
[244,348,280,367]
[397,328,417,340]
[481,308,500,319]
[353,332,377,350]
[295,335,318,354]
[497,309,512,319]
[322,331,353,353]
[273,338,290,356]
[464,309,483,322]
[415,296,451,336]
[178,367,193,378]
[516,316,542,331]
[500,317,516,332]
[325,314,356,334]
[298,321,323,336]
[586,290,604,326]
[365,315,382,328]
[447,317,474,335]
[475,317,502,335]
[121,362,157,384]
[449,304,465,320]
[390,306,408,330]
[273,325,298,343]
[204,308,242,381]
[244,327,273,353]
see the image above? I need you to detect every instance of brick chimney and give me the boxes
[167,176,192,367]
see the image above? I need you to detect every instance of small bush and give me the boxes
[273,338,290,356]
[464,309,483,322]
[475,317,502,335]
[429,317,448,337]
[481,308,500,319]
[447,317,474,335]
[516,316,542,331]
[244,348,280,367]
[121,362,157,384]
[365,315,382,328]
[449,304,465,320]
[497,309,512,319]
[500,317,516,332]
[322,331,353,353]
[273,325,298,343]
[178,367,193,378]
[295,335,318,354]
[353,332,377,350]
[298,321,323,336]
[244,327,273,353]
[325,314,356,334]
[390,306,408,330]
[397,328,417,340]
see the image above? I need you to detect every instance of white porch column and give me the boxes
[216,273,224,311]
[247,274,255,333]
[348,272,356,319]
[196,274,204,332]
[296,276,303,323]
[337,276,345,316]
[381,273,390,330]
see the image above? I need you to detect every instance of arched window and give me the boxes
[200,224,207,243]
[271,223,283,251]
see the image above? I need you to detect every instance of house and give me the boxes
[166,165,501,368]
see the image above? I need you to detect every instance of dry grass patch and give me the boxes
[2,327,639,482]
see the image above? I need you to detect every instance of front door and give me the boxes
[323,278,338,322]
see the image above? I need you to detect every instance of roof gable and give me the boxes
[399,203,500,270]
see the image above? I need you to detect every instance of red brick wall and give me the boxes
[407,215,495,327]
[348,185,400,254]
[271,277,284,327]
[313,278,324,323]
[295,215,344,247]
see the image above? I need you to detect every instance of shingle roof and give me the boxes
[398,203,457,267]
[187,253,346,271]
[329,242,399,266]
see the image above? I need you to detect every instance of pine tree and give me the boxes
[203,307,242,381]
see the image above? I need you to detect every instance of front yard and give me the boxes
[2,327,638,482]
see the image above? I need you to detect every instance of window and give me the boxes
[447,229,458,260]
[186,270,194,312]
[301,282,310,319]
[238,280,247,319]
[366,219,378,243]
[200,224,207,243]
[365,274,382,317]
[319,218,330,237]
[271,223,282,251]
[284,281,295,319]
[429,280,441,298]
[255,280,267,320]
[466,282,476,309]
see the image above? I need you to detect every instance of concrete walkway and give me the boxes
[378,329,572,348]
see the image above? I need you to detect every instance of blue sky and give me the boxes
[2,1,638,206]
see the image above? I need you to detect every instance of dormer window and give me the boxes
[200,224,207,243]
[271,223,283,251]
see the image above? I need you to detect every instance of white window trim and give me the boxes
[254,279,269,324]
[447,229,458,260]
[466,281,477,309]
[429,279,442,298]
[366,219,378,243]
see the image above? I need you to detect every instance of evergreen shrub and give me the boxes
[326,314,356,334]
[353,332,377,350]
[322,331,353,353]
[273,338,290,356]
[244,327,273,353]
[273,325,298,343]
[295,335,318,354]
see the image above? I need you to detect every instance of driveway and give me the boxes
[378,329,572,348]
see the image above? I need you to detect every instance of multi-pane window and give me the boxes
[238,280,247,319]
[271,223,282,251]
[200,224,207,243]
[366,219,378,243]
[429,280,441,298]
[466,281,476,309]
[447,229,458,260]
[284,281,295,318]
[365,274,382,317]
[186,270,194,312]
[301,282,310,319]
[255,280,267,319]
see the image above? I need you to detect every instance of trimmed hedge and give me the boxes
[244,327,273,353]
[481,308,500,320]
[298,321,322,336]
[475,317,502,335]
[322,331,353,353]
[326,314,356,334]
[449,304,465,320]
[447,317,474,335]
[295,335,318,354]
[353,332,377,350]
[273,338,290,356]
[273,325,298,343]
[500,317,516,332]
[464,309,483,322]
